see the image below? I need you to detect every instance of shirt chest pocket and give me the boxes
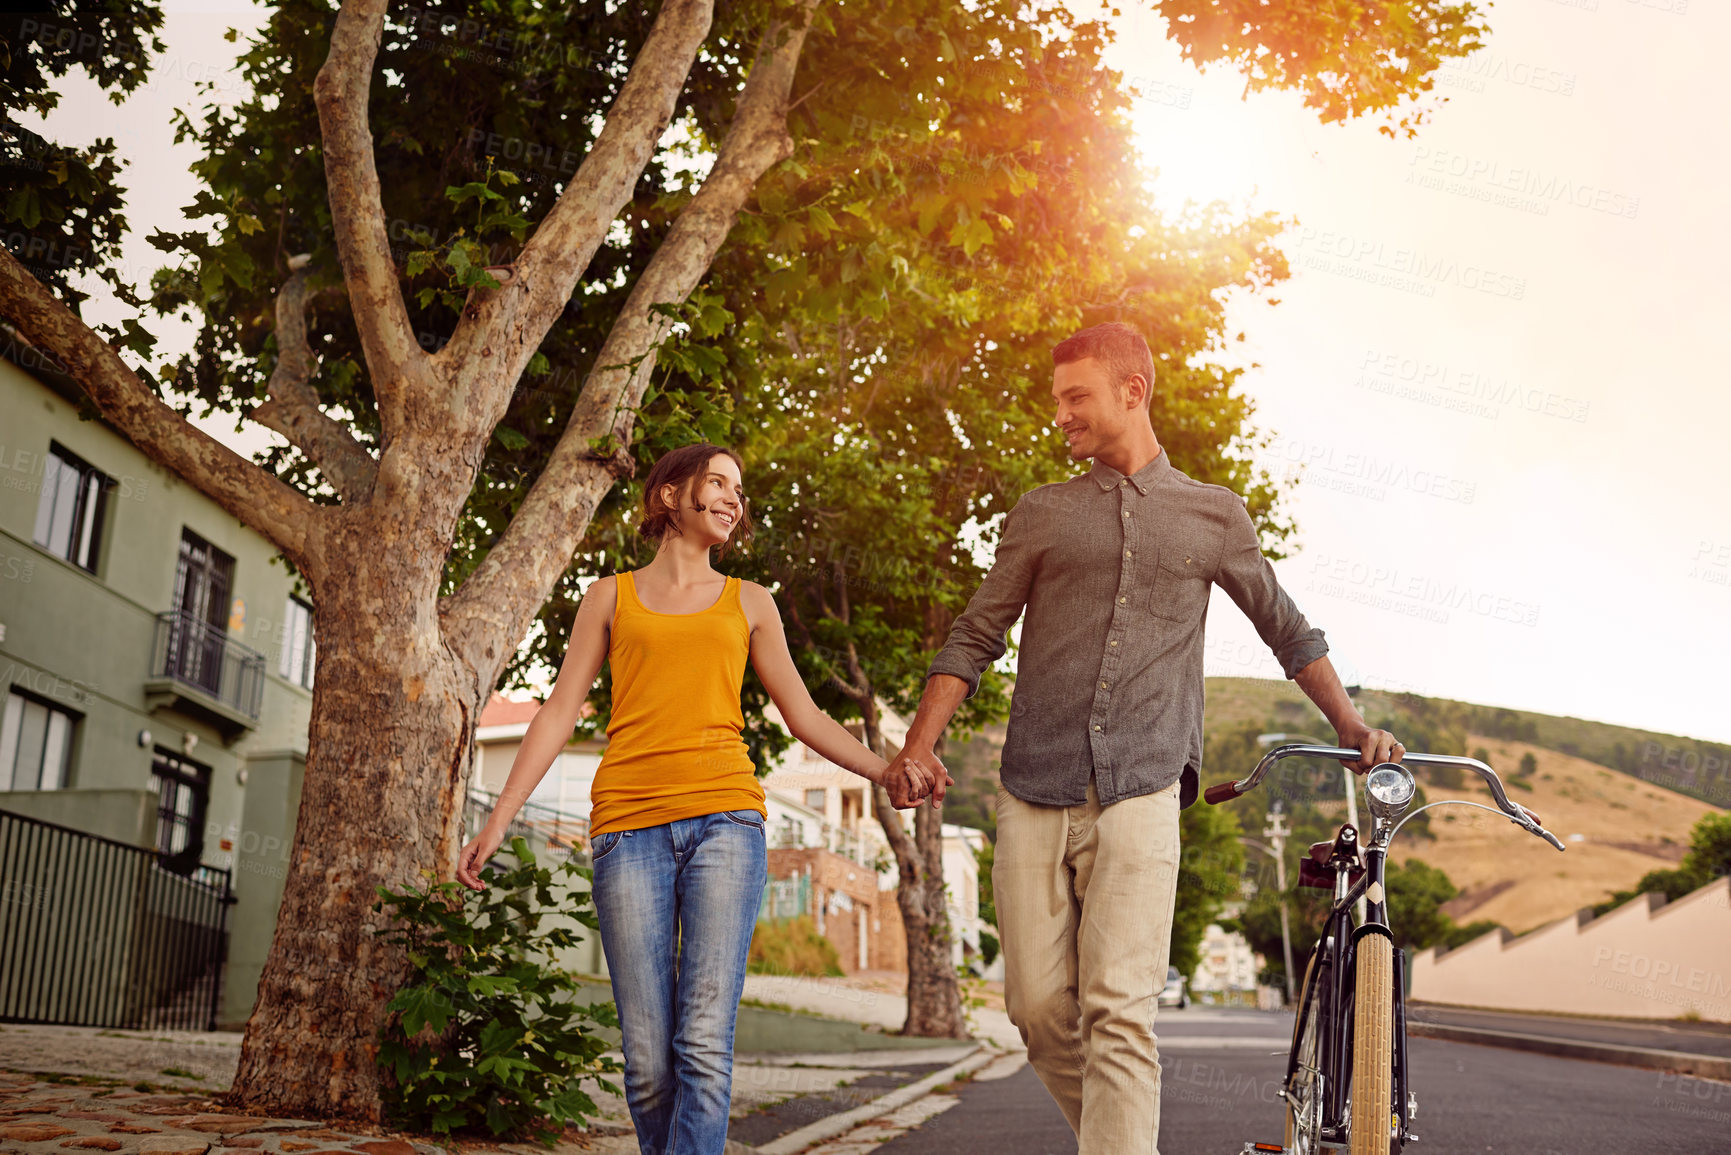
[1148,532,1218,622]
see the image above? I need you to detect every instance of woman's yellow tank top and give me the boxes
[586,570,765,836]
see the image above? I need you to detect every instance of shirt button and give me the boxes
[1109,640,1118,647]
[1093,724,1102,731]
[1122,510,1130,518]
[1118,596,1126,604]
[1125,550,1132,558]
[1119,479,1127,486]
[1100,681,1108,689]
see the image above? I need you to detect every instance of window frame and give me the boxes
[0,687,77,792]
[150,747,211,874]
[278,595,316,689]
[31,441,114,574]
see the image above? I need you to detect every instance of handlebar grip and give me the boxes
[1204,781,1241,805]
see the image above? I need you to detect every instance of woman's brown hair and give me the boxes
[637,443,753,557]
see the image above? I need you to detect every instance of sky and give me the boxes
[31,0,1731,744]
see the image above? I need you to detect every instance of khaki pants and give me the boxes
[994,777,1182,1155]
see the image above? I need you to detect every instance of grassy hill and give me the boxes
[936,677,1728,932]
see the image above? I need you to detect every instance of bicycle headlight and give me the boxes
[1364,763,1416,821]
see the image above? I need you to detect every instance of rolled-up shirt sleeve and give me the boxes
[1214,498,1328,679]
[927,496,1039,698]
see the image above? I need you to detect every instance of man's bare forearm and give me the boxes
[904,673,971,753]
[1293,655,1369,739]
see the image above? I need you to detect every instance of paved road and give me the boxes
[871,1008,1731,1154]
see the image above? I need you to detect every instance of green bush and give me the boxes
[979,931,1000,968]
[372,837,621,1143]
[748,915,844,976]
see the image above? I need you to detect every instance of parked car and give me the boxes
[1157,965,1190,1010]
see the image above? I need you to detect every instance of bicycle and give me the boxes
[1209,744,1565,1155]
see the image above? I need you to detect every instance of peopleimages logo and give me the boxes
[1590,947,1731,1010]
[1305,553,1542,628]
[1355,349,1591,423]
[1260,435,1477,505]
[1407,147,1640,220]
[1290,228,1527,300]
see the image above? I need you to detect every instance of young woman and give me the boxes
[456,442,931,1155]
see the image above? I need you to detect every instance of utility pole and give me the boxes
[1259,731,1368,921]
[1261,805,1296,1005]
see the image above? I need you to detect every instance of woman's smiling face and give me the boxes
[670,452,746,547]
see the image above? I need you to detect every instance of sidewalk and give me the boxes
[1409,1002,1731,1057]
[1408,1002,1731,1080]
[0,974,1016,1154]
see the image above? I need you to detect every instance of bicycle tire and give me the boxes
[1284,950,1326,1153]
[1348,933,1396,1155]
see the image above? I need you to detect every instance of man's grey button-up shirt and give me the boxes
[927,450,1328,809]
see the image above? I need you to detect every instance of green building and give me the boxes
[0,337,313,1028]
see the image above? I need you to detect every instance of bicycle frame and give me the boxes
[1288,822,1413,1147]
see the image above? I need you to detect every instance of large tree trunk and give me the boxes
[230,518,478,1116]
[873,783,967,1037]
[862,704,965,1038]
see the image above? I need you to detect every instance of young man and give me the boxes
[883,322,1403,1154]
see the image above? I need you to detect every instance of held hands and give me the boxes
[1338,724,1406,773]
[455,828,504,891]
[882,747,953,809]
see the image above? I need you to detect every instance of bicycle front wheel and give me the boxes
[1348,933,1396,1155]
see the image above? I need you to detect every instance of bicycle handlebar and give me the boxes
[1206,743,1566,851]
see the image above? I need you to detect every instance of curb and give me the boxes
[1408,1021,1731,1081]
[751,1042,995,1155]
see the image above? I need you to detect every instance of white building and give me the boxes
[1191,922,1262,994]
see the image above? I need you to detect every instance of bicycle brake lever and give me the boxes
[1519,818,1566,851]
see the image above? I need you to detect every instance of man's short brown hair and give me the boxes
[1052,322,1156,399]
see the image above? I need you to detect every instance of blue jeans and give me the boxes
[590,809,768,1155]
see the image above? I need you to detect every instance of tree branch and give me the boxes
[249,264,379,503]
[313,0,427,449]
[440,3,819,681]
[430,0,719,431]
[0,248,327,575]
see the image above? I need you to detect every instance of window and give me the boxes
[279,596,315,689]
[32,442,112,573]
[169,530,236,696]
[0,689,75,792]
[805,788,828,813]
[150,748,210,874]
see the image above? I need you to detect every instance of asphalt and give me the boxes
[871,1030,1731,1154]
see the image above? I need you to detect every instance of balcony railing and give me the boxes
[464,789,591,854]
[150,610,265,722]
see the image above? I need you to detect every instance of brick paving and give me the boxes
[0,1071,638,1155]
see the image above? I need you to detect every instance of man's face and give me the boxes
[1052,357,1133,462]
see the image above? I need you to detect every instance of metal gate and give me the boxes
[0,809,234,1030]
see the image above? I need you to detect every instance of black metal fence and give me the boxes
[0,809,235,1030]
[151,608,266,721]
